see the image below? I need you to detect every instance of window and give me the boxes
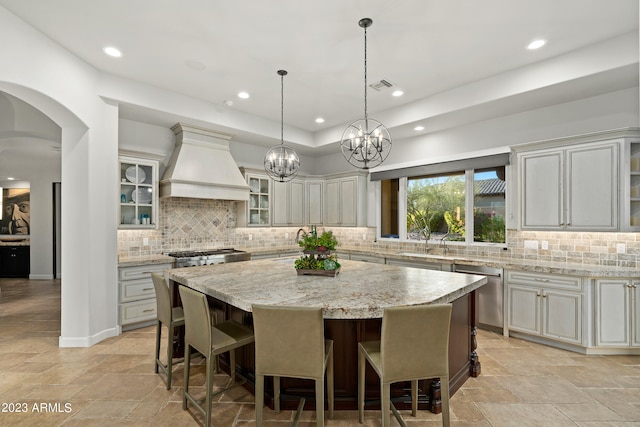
[473,167,506,243]
[374,155,508,246]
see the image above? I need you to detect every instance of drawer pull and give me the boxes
[142,288,153,291]
[142,309,155,313]
[534,278,549,282]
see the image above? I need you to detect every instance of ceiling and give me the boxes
[0,0,638,155]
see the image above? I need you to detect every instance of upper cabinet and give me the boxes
[518,138,620,231]
[119,156,158,229]
[306,180,323,226]
[246,173,271,226]
[628,140,640,230]
[272,179,304,226]
[324,173,367,227]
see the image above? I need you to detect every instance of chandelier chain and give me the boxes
[280,71,284,144]
[363,23,368,121]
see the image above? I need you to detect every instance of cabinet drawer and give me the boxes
[119,278,156,303]
[506,270,582,290]
[118,263,172,281]
[120,299,157,325]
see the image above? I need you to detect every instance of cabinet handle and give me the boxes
[142,309,155,313]
[142,288,153,291]
[534,278,549,282]
[536,292,541,297]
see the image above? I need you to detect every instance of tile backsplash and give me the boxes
[118,198,638,268]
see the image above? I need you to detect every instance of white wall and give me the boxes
[0,5,119,347]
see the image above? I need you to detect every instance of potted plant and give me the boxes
[295,229,341,276]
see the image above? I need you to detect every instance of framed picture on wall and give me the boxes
[1,188,30,235]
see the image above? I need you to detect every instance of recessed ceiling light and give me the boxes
[7,177,15,180]
[315,117,325,124]
[237,91,250,99]
[527,39,546,50]
[414,125,424,131]
[392,90,404,97]
[103,46,122,58]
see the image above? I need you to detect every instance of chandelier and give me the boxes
[264,69,300,182]
[340,18,392,170]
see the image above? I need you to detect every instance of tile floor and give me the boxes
[0,278,639,426]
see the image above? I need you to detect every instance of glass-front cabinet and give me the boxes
[247,174,270,225]
[629,141,640,229]
[119,156,158,229]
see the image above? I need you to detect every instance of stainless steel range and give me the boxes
[167,248,250,268]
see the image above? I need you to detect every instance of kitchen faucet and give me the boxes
[440,233,450,254]
[295,228,306,243]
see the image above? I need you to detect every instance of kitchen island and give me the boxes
[166,258,487,412]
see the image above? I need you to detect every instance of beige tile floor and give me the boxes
[0,278,639,426]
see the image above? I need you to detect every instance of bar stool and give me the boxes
[151,272,184,390]
[358,304,452,427]
[252,304,334,427]
[179,285,255,427]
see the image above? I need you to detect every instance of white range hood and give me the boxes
[159,123,249,201]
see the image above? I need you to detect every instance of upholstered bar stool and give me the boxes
[151,272,185,390]
[179,285,255,427]
[358,304,452,427]
[252,304,334,427]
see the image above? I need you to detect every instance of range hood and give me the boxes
[159,123,250,200]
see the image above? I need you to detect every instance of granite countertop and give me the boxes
[0,239,30,246]
[166,258,487,319]
[118,254,174,267]
[241,245,638,278]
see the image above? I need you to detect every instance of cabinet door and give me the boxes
[324,179,340,226]
[339,177,357,226]
[595,279,630,347]
[307,181,323,225]
[119,157,158,228]
[272,181,288,226]
[507,285,541,335]
[633,281,640,347]
[543,289,582,344]
[566,142,618,230]
[289,180,305,226]
[520,150,563,229]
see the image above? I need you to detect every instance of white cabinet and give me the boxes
[306,180,323,226]
[247,173,271,226]
[518,140,619,230]
[324,174,367,226]
[272,179,304,226]
[118,262,173,330]
[594,279,640,348]
[119,156,158,228]
[506,270,584,345]
[627,139,640,229]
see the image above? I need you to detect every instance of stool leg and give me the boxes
[315,379,324,427]
[166,323,174,389]
[441,375,450,427]
[327,347,334,419]
[183,345,191,410]
[358,346,365,423]
[154,320,161,374]
[255,374,264,426]
[274,376,281,413]
[411,380,418,416]
[381,382,391,427]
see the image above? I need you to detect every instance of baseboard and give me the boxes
[58,326,119,348]
[29,274,54,280]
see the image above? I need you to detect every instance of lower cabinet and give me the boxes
[595,279,640,347]
[118,262,173,330]
[0,246,30,278]
[506,270,583,346]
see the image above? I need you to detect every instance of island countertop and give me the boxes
[166,258,487,319]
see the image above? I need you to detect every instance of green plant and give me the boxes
[294,254,341,271]
[298,230,338,252]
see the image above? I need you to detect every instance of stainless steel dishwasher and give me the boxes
[453,264,504,333]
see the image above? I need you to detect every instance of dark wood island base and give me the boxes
[209,290,480,413]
